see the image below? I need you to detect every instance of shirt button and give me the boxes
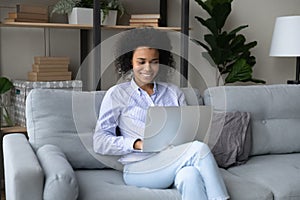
[262,120,267,124]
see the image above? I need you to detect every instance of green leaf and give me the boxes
[195,0,213,15]
[77,0,93,8]
[3,106,14,126]
[242,41,257,51]
[246,55,257,66]
[216,31,234,48]
[205,0,233,8]
[228,25,248,36]
[230,34,246,51]
[234,40,257,56]
[0,77,13,94]
[195,17,218,36]
[225,59,252,83]
[244,41,258,51]
[51,0,125,18]
[204,34,217,49]
[204,34,224,64]
[51,0,79,15]
[191,39,211,52]
[211,2,231,29]
[247,78,266,84]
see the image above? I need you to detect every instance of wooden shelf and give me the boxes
[0,22,92,29]
[0,22,182,31]
[1,126,27,134]
[103,25,182,31]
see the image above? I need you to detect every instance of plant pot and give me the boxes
[101,10,117,26]
[68,7,117,26]
[68,7,93,25]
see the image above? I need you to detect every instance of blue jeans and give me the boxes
[123,141,229,200]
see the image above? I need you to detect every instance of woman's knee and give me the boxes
[174,166,203,186]
[191,141,211,156]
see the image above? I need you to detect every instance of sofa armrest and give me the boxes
[3,133,44,200]
[36,144,79,200]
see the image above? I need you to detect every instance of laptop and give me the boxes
[142,106,212,152]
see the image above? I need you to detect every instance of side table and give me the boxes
[0,126,27,200]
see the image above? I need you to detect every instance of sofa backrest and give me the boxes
[26,87,202,170]
[26,89,122,170]
[203,84,300,156]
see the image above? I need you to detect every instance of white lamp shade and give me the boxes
[270,16,300,57]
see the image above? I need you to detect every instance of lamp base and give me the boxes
[287,80,300,84]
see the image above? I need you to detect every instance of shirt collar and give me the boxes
[130,78,158,96]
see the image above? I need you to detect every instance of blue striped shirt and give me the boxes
[93,79,186,164]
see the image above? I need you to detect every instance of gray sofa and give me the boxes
[3,84,300,200]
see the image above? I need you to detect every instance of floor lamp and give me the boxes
[270,16,300,84]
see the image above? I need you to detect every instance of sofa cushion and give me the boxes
[204,84,300,156]
[220,169,273,200]
[74,168,273,200]
[228,153,300,200]
[26,89,123,170]
[206,111,251,168]
[75,169,181,200]
[36,144,78,200]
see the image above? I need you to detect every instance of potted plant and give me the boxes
[51,0,125,25]
[0,77,14,127]
[192,0,265,85]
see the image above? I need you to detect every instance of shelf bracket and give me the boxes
[180,0,189,87]
[160,0,167,26]
[43,27,50,56]
[93,0,101,90]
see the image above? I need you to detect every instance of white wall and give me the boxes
[1,0,300,90]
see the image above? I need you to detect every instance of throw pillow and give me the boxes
[36,144,79,200]
[204,111,251,169]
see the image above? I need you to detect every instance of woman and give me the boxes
[93,28,229,200]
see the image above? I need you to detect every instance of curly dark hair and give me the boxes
[114,28,175,76]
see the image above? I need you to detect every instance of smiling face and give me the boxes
[132,47,160,89]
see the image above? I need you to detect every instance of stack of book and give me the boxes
[4,4,48,23]
[129,14,160,27]
[28,56,72,81]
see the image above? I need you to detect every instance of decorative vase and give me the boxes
[68,7,117,26]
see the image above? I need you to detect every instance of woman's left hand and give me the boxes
[134,139,143,150]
